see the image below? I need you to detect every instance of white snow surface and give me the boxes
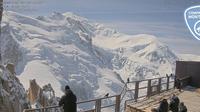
[1,11,199,101]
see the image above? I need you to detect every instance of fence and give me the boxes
[23,76,175,112]
[178,76,192,87]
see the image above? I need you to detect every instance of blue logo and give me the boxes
[184,6,200,40]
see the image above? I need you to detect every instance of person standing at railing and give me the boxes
[59,85,77,112]
[175,78,182,92]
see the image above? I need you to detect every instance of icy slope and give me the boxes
[1,11,181,101]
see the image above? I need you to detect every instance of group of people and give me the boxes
[151,94,187,112]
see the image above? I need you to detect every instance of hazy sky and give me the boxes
[3,0,200,55]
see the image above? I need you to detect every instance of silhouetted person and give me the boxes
[169,94,180,112]
[175,78,181,92]
[157,99,168,112]
[179,102,187,112]
[59,85,77,112]
[127,78,130,83]
[105,93,109,97]
[172,94,180,105]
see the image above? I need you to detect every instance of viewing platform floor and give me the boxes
[126,87,200,112]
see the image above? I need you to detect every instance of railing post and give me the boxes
[95,99,101,112]
[166,76,170,90]
[173,75,177,89]
[134,81,139,101]
[115,95,121,112]
[41,108,43,112]
[147,79,152,97]
[158,78,162,93]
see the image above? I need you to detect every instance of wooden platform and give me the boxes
[126,89,179,112]
[126,87,200,112]
[178,87,200,112]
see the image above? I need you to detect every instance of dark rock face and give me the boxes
[0,64,28,112]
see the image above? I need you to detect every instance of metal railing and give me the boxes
[23,76,175,112]
[178,76,192,87]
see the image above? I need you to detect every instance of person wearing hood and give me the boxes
[59,85,77,112]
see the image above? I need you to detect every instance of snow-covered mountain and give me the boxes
[1,11,124,100]
[93,34,178,81]
[0,11,192,103]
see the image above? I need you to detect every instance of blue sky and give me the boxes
[4,0,200,55]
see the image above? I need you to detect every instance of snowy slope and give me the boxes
[0,11,186,101]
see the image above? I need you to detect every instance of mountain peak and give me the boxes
[63,12,87,20]
[48,11,88,22]
[49,12,65,20]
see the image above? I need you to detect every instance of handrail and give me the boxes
[23,76,175,112]
[177,76,192,87]
[23,105,60,111]
[179,76,191,81]
[77,94,118,104]
[127,76,167,83]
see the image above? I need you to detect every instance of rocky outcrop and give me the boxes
[0,64,28,112]
[27,79,48,107]
[27,79,58,110]
[0,63,59,112]
[6,63,15,74]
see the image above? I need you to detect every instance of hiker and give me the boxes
[127,78,130,83]
[170,73,173,77]
[175,79,182,91]
[179,102,187,112]
[157,99,168,112]
[169,94,180,112]
[59,85,77,112]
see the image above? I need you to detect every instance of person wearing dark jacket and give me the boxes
[179,102,187,112]
[175,79,182,92]
[169,94,180,112]
[157,99,168,112]
[59,85,77,112]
